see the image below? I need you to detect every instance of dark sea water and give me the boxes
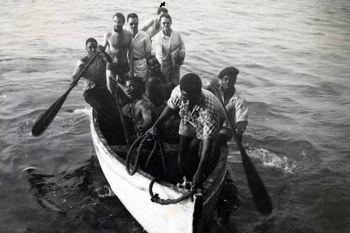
[1,0,349,232]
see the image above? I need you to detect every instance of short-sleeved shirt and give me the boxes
[206,80,248,126]
[167,86,225,140]
[132,31,152,59]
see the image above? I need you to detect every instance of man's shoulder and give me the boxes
[104,30,113,38]
[123,30,132,36]
[80,55,90,63]
[204,79,219,91]
[138,97,154,109]
[153,31,162,39]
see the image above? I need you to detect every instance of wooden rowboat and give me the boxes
[89,109,228,233]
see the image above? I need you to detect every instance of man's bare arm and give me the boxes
[71,60,84,82]
[192,138,213,188]
[102,32,111,51]
[140,19,154,31]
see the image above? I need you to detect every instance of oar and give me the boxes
[113,84,130,146]
[214,87,273,215]
[31,53,98,137]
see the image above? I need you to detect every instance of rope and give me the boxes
[148,177,197,205]
[125,132,167,175]
[127,133,196,205]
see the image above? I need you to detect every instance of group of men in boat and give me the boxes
[72,7,248,189]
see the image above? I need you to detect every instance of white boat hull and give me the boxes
[89,109,227,233]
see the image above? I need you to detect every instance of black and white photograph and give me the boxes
[1,0,349,232]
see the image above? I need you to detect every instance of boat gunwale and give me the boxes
[91,109,228,201]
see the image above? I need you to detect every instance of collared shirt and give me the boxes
[206,80,248,125]
[167,86,225,140]
[152,30,185,66]
[132,31,152,59]
[219,88,248,124]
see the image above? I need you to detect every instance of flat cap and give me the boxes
[218,67,239,79]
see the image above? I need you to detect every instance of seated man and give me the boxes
[121,77,154,136]
[150,73,225,188]
[71,38,123,138]
[146,55,169,107]
[206,66,248,144]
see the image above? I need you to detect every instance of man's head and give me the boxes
[180,73,202,105]
[127,13,139,35]
[125,77,145,100]
[157,7,168,15]
[218,67,239,90]
[113,13,125,32]
[85,38,98,55]
[160,13,172,34]
[147,55,161,74]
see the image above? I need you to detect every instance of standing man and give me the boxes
[127,13,152,81]
[206,66,248,143]
[102,12,134,96]
[149,73,225,188]
[153,13,185,89]
[141,7,168,39]
[71,38,122,135]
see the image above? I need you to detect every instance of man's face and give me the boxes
[113,16,124,32]
[86,41,97,55]
[125,80,136,99]
[219,75,236,90]
[128,17,139,35]
[180,90,201,106]
[160,17,171,34]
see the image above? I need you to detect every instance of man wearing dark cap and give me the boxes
[150,73,225,188]
[206,66,248,143]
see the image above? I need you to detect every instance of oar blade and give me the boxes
[240,146,273,215]
[31,92,69,137]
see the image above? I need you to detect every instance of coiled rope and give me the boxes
[126,132,198,205]
[148,177,197,205]
[125,132,166,175]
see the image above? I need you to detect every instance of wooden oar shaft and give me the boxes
[31,53,99,136]
[214,87,273,215]
[114,88,130,146]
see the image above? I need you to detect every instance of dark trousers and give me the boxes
[177,134,224,183]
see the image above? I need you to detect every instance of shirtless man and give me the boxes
[140,7,168,39]
[102,12,134,96]
[71,38,123,139]
[122,77,153,135]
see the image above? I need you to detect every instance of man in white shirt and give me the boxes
[152,13,185,89]
[206,66,249,143]
[127,13,152,81]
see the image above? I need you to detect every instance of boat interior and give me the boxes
[94,111,224,187]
